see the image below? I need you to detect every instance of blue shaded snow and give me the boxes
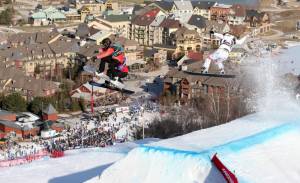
[142,121,300,157]
[135,121,300,182]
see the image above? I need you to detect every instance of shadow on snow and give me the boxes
[48,163,113,183]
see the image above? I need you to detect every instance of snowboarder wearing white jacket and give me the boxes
[201,31,249,74]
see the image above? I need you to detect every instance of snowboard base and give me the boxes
[84,65,124,88]
[89,81,135,95]
[184,70,236,78]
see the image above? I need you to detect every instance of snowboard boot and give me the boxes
[201,67,208,74]
[219,69,225,75]
[95,72,110,81]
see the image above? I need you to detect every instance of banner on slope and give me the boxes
[0,149,48,167]
[211,153,238,183]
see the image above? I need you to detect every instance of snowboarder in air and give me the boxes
[201,30,249,74]
[94,38,129,87]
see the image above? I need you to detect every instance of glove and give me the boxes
[91,56,97,62]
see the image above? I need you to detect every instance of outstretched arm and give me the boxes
[236,35,249,45]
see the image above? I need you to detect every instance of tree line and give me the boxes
[134,90,250,139]
[0,82,86,116]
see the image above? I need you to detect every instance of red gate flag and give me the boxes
[211,153,238,183]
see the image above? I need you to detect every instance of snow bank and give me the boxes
[226,130,300,183]
[0,139,158,183]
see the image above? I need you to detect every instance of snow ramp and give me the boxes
[99,121,300,183]
[99,146,225,183]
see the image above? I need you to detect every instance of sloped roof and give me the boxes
[0,120,21,129]
[212,3,232,9]
[99,14,132,22]
[76,23,90,38]
[43,104,57,115]
[150,1,173,12]
[132,4,144,15]
[49,36,80,54]
[246,9,267,20]
[166,62,241,88]
[192,1,216,9]
[131,8,160,26]
[89,30,112,41]
[0,41,58,62]
[174,26,200,40]
[31,7,66,20]
[47,11,66,20]
[150,15,166,26]
[188,15,207,29]
[10,76,58,97]
[31,11,47,19]
[206,20,229,33]
[7,32,37,45]
[174,0,193,11]
[172,12,193,24]
[159,18,181,28]
[78,43,99,57]
[44,6,58,13]
[109,35,139,47]
[36,30,61,44]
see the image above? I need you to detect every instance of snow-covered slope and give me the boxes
[0,139,158,183]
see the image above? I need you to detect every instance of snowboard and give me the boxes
[83,65,123,87]
[88,80,135,95]
[83,65,134,94]
[183,70,236,78]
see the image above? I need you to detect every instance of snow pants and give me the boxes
[202,48,229,71]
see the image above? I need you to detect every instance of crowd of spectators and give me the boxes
[0,141,43,160]
[0,99,159,161]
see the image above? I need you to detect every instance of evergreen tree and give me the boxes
[0,7,14,25]
[2,92,27,112]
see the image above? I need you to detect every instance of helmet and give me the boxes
[101,38,112,50]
